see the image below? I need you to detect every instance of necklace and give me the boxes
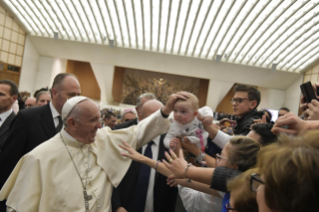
[60,133,93,212]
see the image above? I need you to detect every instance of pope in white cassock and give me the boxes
[0,92,188,212]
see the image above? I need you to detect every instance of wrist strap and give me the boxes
[154,160,160,172]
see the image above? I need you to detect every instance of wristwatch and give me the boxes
[195,152,206,163]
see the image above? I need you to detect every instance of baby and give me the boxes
[164,93,213,152]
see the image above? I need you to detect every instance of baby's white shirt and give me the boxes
[164,106,213,150]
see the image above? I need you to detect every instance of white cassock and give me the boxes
[0,109,169,212]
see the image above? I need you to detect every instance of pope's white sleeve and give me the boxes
[7,206,17,212]
[198,106,214,117]
[134,109,170,150]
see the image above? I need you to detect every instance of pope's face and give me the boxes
[74,101,102,144]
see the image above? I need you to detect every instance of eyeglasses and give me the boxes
[226,203,236,211]
[215,153,228,164]
[250,173,265,192]
[230,98,249,104]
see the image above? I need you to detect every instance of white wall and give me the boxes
[19,36,39,92]
[207,80,234,110]
[284,75,304,115]
[259,88,285,111]
[33,57,67,90]
[34,56,54,89]
[269,89,286,110]
[28,36,301,90]
[90,63,114,105]
[19,36,304,111]
[50,58,67,86]
[258,87,270,110]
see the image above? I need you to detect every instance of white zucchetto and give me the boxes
[61,96,88,120]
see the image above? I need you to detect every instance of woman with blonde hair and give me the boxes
[253,130,319,212]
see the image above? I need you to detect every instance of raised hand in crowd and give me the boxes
[252,114,267,124]
[304,99,319,120]
[163,149,188,179]
[218,118,236,128]
[201,114,214,125]
[163,149,214,185]
[250,114,267,129]
[181,137,216,167]
[300,82,319,119]
[272,112,318,135]
[169,137,179,150]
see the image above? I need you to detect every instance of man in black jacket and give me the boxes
[197,84,263,156]
[112,99,177,212]
[0,73,81,211]
[231,84,263,135]
[0,80,18,153]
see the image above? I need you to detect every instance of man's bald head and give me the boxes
[25,97,37,108]
[51,73,81,114]
[141,99,163,120]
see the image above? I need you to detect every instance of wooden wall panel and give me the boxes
[198,79,209,107]
[215,84,236,114]
[0,70,20,86]
[66,60,101,100]
[112,67,125,103]
[113,66,209,106]
[66,60,76,73]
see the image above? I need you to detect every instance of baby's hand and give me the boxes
[202,116,213,125]
[169,138,179,149]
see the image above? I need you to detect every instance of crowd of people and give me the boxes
[0,73,318,212]
[101,108,137,129]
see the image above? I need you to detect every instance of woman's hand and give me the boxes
[119,141,145,162]
[163,149,187,179]
[167,174,178,187]
[181,137,201,156]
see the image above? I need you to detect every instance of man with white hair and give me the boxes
[0,92,188,212]
[114,93,156,130]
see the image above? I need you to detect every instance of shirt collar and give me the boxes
[61,129,84,147]
[50,101,60,118]
[152,135,160,146]
[0,108,13,122]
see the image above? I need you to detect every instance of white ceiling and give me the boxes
[2,0,319,73]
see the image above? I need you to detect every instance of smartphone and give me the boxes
[300,81,318,103]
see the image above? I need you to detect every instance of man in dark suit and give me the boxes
[0,73,81,211]
[114,93,156,130]
[112,99,178,212]
[0,80,18,153]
